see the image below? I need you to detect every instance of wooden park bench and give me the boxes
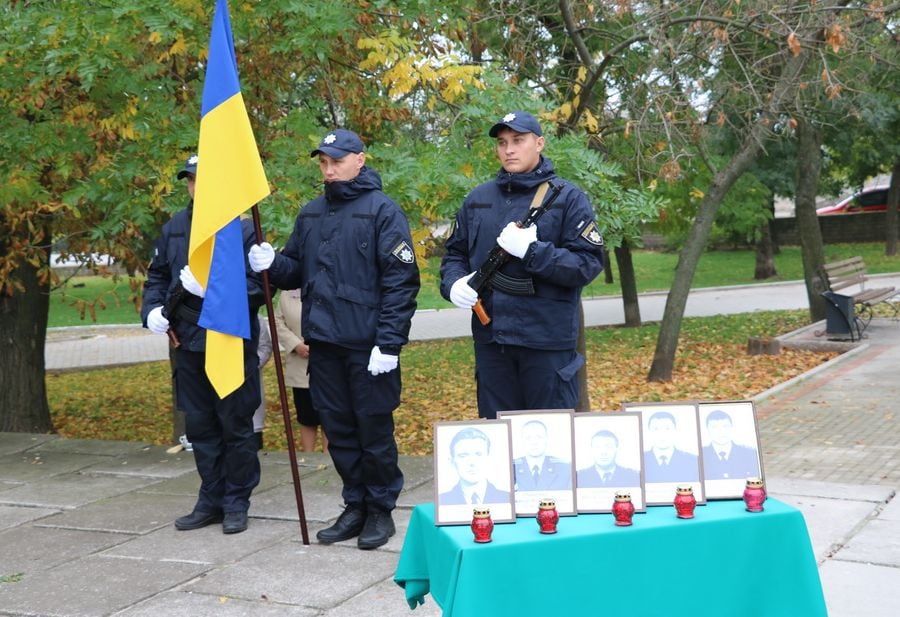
[819,256,899,340]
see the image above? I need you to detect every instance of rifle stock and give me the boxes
[162,283,187,348]
[467,180,563,325]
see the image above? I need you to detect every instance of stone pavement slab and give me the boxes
[0,554,210,617]
[0,432,56,455]
[185,540,399,610]
[322,576,442,617]
[0,524,129,576]
[34,491,189,535]
[836,519,900,566]
[0,504,59,531]
[117,591,321,617]
[0,473,156,510]
[0,450,116,483]
[819,560,900,617]
[80,446,196,478]
[104,518,298,566]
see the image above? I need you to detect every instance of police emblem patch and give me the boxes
[323,133,336,145]
[580,221,604,246]
[391,241,415,264]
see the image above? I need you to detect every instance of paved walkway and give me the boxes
[3,280,898,616]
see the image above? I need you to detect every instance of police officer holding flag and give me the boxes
[249,129,419,550]
[440,111,605,419]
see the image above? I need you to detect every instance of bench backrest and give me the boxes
[823,256,868,292]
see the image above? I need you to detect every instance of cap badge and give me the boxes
[188,154,198,165]
[323,133,337,145]
[502,113,516,122]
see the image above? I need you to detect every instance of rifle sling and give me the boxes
[491,182,551,296]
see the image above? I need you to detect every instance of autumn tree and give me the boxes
[0,0,490,432]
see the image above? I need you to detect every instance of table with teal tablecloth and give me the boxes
[394,499,826,617]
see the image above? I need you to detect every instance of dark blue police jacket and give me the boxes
[267,166,420,353]
[142,202,264,353]
[440,156,604,350]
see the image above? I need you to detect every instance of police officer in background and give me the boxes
[142,155,265,535]
[440,111,605,419]
[248,129,420,550]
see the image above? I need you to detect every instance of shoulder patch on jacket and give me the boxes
[580,221,604,247]
[391,240,415,264]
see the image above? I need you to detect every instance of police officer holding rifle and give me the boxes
[440,111,605,419]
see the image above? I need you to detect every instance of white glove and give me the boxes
[449,272,479,309]
[248,242,275,272]
[367,345,399,376]
[147,306,169,335]
[179,265,205,298]
[497,222,538,259]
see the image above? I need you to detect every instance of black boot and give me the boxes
[357,507,395,550]
[222,511,249,534]
[316,503,366,544]
[174,509,223,531]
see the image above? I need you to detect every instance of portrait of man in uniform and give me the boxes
[576,430,641,488]
[498,409,576,516]
[624,402,705,506]
[698,400,763,499]
[573,412,645,513]
[434,420,515,524]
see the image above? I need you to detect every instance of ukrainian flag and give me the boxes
[189,0,270,398]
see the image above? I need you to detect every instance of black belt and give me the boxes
[491,271,535,296]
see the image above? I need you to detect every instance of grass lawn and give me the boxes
[47,310,836,456]
[48,241,900,328]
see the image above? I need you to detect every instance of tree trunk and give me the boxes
[0,257,54,433]
[754,195,778,279]
[647,43,810,382]
[602,247,613,284]
[615,240,642,326]
[793,117,827,322]
[575,303,590,412]
[885,159,899,257]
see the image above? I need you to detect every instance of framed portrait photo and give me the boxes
[496,409,576,517]
[433,420,516,525]
[698,400,764,499]
[623,401,706,506]
[573,412,646,514]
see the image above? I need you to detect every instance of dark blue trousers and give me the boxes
[176,348,261,514]
[308,342,404,511]
[474,343,583,419]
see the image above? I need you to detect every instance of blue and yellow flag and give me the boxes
[189,0,270,398]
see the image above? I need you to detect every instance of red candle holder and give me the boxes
[743,477,767,512]
[536,498,559,534]
[471,507,494,543]
[673,485,697,519]
[612,492,635,526]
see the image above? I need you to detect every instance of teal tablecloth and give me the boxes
[394,499,826,617]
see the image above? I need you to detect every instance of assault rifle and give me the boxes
[161,282,187,348]
[468,179,563,325]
